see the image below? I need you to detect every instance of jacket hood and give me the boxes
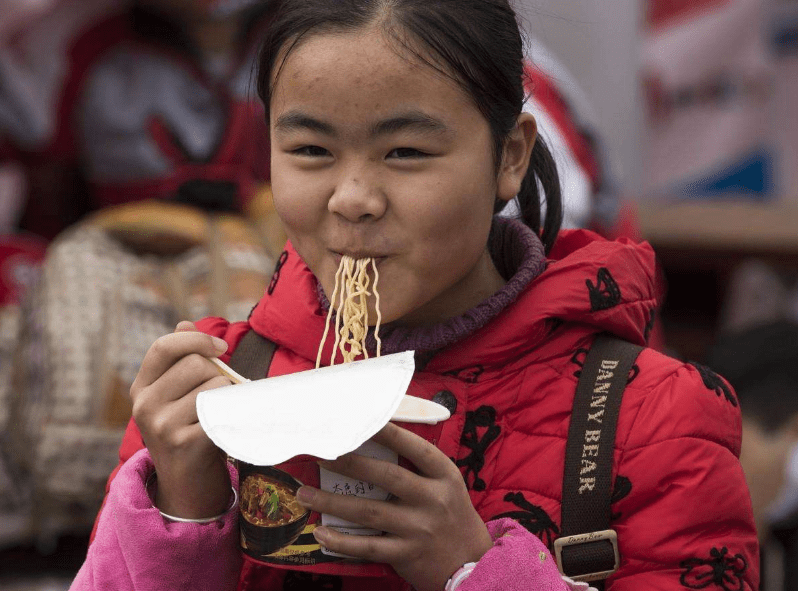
[249,228,660,374]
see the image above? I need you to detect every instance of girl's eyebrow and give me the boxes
[274,112,337,136]
[370,112,450,137]
[273,110,451,138]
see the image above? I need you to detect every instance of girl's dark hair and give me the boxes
[256,0,563,251]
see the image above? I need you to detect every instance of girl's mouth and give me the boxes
[332,252,388,267]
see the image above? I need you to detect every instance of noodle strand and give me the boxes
[316,256,382,367]
[371,258,382,358]
[316,261,344,369]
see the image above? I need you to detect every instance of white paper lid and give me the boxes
[196,351,416,466]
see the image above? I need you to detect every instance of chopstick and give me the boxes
[209,357,250,385]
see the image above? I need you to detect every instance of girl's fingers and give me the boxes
[312,526,404,565]
[154,374,232,427]
[133,354,230,440]
[372,422,454,479]
[135,373,231,450]
[132,330,229,392]
[297,486,411,536]
[318,453,423,501]
[174,320,197,332]
[143,353,227,404]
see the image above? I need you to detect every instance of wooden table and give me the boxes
[635,199,798,360]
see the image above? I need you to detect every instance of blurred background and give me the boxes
[0,0,796,589]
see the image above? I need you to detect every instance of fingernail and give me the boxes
[313,526,329,544]
[296,486,315,506]
[212,337,228,352]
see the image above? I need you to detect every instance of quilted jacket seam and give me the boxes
[620,364,737,454]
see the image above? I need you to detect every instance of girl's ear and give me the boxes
[496,112,537,203]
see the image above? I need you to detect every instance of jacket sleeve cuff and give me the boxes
[73,449,242,591]
[450,518,569,591]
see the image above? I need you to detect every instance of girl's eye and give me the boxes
[387,147,429,159]
[292,145,330,157]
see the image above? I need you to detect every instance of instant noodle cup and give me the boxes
[238,464,311,558]
[197,351,450,564]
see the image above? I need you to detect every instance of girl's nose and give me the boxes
[327,173,387,222]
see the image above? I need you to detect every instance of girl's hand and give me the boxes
[130,321,233,519]
[296,422,493,591]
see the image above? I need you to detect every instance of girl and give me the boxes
[71,1,759,590]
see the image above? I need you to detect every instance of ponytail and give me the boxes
[508,135,563,253]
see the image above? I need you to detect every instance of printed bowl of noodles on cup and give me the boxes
[238,464,311,558]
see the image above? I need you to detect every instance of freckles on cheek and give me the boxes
[274,197,314,233]
[417,194,491,243]
[407,184,465,230]
[413,210,484,277]
[271,182,318,234]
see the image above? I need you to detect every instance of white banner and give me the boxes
[642,0,798,201]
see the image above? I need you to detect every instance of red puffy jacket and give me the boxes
[110,228,759,590]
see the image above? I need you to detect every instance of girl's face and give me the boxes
[270,28,526,326]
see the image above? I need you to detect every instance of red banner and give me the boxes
[647,0,731,30]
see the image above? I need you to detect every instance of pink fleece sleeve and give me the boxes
[69,449,242,591]
[457,519,574,591]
